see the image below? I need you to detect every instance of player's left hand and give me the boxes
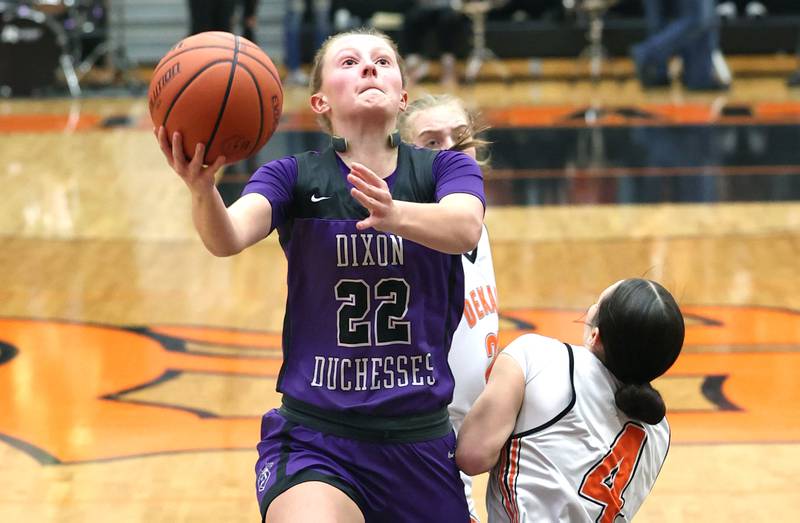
[348,162,399,232]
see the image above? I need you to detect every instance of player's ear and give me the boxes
[590,327,610,362]
[310,92,329,116]
[398,90,408,112]
[588,326,602,351]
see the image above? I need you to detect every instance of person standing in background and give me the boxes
[403,0,470,85]
[242,0,259,42]
[284,0,332,85]
[631,0,728,91]
[188,0,237,34]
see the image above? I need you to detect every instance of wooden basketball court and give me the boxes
[1,62,799,521]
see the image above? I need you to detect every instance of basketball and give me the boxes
[148,31,283,165]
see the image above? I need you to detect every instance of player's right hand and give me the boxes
[155,126,226,193]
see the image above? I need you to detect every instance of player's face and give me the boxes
[409,103,476,159]
[317,35,407,124]
[584,280,625,343]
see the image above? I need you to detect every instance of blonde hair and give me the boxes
[397,94,491,166]
[308,27,407,134]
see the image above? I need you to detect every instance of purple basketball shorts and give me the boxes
[254,409,470,522]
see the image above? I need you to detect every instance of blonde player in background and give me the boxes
[457,278,684,522]
[399,94,499,522]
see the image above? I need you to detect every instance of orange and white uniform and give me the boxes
[449,225,499,521]
[487,334,669,523]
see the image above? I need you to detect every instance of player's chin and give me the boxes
[353,100,401,119]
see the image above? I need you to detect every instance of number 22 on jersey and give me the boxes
[578,423,647,523]
[335,278,411,346]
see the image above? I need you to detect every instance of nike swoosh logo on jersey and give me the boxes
[310,194,332,202]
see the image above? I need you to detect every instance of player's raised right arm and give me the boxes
[157,127,272,256]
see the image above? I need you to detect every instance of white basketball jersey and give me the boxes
[448,225,499,521]
[487,334,670,523]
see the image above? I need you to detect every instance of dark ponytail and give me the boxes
[596,279,684,425]
[614,383,666,425]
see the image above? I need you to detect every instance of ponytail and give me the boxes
[614,382,666,425]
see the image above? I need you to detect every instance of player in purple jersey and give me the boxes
[155,28,484,523]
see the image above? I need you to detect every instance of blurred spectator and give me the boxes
[285,0,332,85]
[403,1,471,85]
[631,0,728,91]
[188,0,237,34]
[241,0,259,42]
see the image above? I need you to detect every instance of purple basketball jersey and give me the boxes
[244,144,485,417]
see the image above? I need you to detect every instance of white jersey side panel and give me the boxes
[487,334,670,523]
[448,225,499,521]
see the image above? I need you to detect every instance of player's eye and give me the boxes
[342,58,357,66]
[376,57,391,66]
[426,139,440,148]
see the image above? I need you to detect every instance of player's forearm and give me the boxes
[456,396,506,475]
[457,355,525,475]
[391,200,482,254]
[190,188,245,257]
[456,420,503,475]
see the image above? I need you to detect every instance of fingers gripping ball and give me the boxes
[148,31,283,164]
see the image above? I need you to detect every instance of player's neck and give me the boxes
[333,123,398,178]
[587,342,606,363]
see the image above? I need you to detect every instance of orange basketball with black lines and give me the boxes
[148,31,283,164]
